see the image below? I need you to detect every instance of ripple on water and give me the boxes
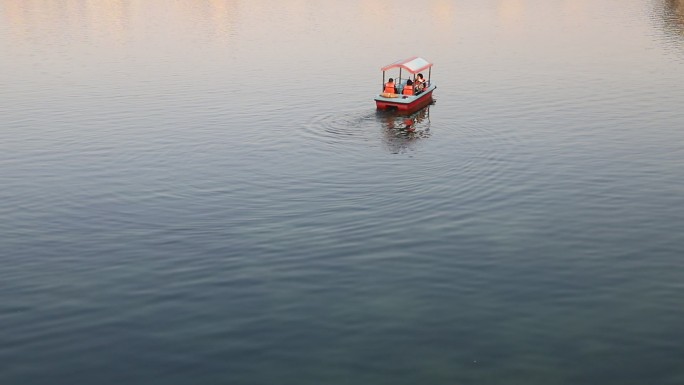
[299,107,381,149]
[299,104,440,156]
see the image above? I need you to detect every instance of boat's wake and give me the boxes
[298,104,439,155]
[300,108,380,150]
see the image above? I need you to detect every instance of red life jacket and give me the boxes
[403,85,414,95]
[384,83,396,93]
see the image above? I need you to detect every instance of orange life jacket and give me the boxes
[384,83,396,93]
[403,85,414,95]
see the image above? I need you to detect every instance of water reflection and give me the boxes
[378,105,432,154]
[658,0,684,39]
[0,0,131,45]
[0,0,239,46]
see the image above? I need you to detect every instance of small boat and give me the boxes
[374,56,436,112]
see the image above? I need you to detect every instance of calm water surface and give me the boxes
[1,1,684,384]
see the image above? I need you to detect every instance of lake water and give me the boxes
[1,1,684,384]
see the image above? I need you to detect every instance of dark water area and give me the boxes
[1,1,684,384]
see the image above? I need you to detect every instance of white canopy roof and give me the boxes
[381,56,433,74]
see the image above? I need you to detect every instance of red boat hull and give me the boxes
[375,90,434,112]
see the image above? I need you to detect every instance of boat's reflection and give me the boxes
[377,104,432,154]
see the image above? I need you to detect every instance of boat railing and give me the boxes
[378,80,434,99]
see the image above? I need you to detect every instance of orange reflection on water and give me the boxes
[359,0,460,35]
[498,0,524,23]
[0,0,244,47]
[206,0,239,39]
[430,0,457,28]
[562,0,588,17]
[1,0,132,45]
[2,0,681,61]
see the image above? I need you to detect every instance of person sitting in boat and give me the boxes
[414,73,426,93]
[403,79,414,96]
[384,78,397,94]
